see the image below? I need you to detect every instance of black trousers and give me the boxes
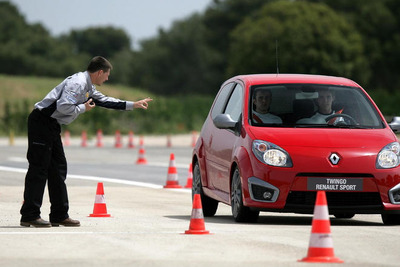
[20,109,69,222]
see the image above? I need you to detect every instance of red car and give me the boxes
[192,74,400,225]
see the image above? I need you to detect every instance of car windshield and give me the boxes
[250,84,385,129]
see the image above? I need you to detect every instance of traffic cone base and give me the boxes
[185,229,210,235]
[89,203,111,217]
[299,252,343,263]
[298,191,343,263]
[163,182,183,189]
[136,158,148,164]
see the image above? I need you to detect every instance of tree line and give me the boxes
[1,0,400,96]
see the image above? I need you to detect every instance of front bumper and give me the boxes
[245,174,400,215]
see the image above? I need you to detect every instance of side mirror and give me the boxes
[213,114,237,129]
[388,116,400,132]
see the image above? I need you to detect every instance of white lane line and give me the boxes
[0,231,183,235]
[7,157,26,162]
[0,166,26,173]
[0,165,190,192]
[146,162,189,168]
[68,173,162,189]
[6,157,189,168]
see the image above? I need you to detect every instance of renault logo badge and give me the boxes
[329,153,340,165]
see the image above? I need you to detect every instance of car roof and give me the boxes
[225,74,361,88]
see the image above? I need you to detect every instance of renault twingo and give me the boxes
[192,74,400,224]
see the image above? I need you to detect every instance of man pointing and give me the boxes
[20,56,152,227]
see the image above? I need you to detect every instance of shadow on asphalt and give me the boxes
[165,214,383,226]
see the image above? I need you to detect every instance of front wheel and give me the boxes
[192,161,218,217]
[231,167,259,223]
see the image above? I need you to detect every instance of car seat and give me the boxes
[293,99,315,121]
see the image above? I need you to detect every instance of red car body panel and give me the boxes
[193,74,400,216]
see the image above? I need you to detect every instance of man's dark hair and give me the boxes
[87,56,113,73]
[253,88,272,100]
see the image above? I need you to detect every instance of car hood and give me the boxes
[248,127,396,148]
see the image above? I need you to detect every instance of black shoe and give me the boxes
[20,218,52,228]
[51,217,80,227]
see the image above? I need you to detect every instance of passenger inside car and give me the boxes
[252,89,282,124]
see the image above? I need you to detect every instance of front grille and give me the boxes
[296,173,374,178]
[285,191,383,213]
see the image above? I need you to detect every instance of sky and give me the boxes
[9,0,211,48]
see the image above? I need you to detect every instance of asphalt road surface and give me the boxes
[0,137,399,267]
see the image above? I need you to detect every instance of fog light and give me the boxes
[248,177,279,203]
[389,183,400,204]
[393,190,400,202]
[263,191,273,200]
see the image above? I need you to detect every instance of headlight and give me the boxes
[376,142,400,169]
[252,140,292,167]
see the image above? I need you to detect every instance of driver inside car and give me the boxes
[297,89,345,125]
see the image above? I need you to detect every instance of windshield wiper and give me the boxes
[294,124,372,129]
[294,124,329,128]
[336,125,372,129]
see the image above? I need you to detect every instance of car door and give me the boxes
[206,82,244,194]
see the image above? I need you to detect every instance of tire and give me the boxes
[231,167,259,223]
[192,161,218,217]
[334,213,355,219]
[381,214,400,225]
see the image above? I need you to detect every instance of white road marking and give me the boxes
[0,231,182,235]
[7,157,26,162]
[6,157,189,168]
[0,165,190,192]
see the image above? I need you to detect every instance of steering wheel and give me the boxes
[325,113,357,125]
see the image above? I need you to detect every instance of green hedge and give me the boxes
[1,95,213,136]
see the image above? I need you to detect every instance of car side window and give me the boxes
[211,83,235,120]
[224,84,243,121]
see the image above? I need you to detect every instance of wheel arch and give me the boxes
[192,138,209,187]
[230,146,253,205]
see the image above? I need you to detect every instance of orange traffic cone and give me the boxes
[167,135,172,147]
[164,153,182,188]
[89,182,111,217]
[185,194,210,234]
[136,137,147,164]
[127,131,135,148]
[184,163,193,188]
[81,131,87,147]
[299,191,343,263]
[191,131,196,147]
[114,130,122,148]
[96,129,103,147]
[63,130,70,146]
